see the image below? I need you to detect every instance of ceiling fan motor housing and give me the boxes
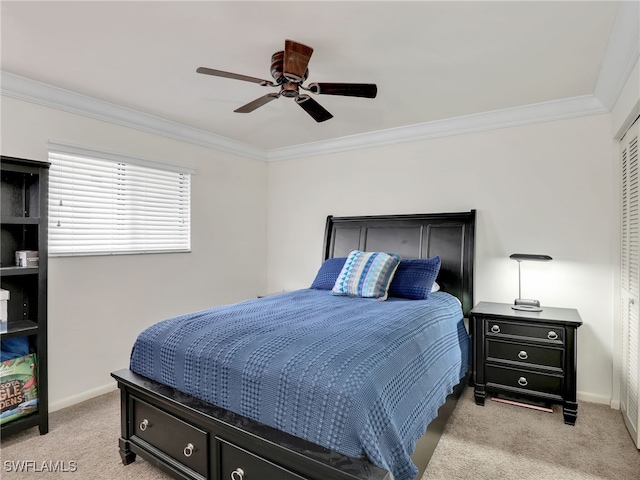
[271,51,308,84]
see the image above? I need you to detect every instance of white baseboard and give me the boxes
[49,382,118,413]
[577,390,612,407]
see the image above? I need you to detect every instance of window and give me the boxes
[48,142,192,256]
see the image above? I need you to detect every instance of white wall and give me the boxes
[2,82,634,409]
[1,97,268,410]
[266,114,615,403]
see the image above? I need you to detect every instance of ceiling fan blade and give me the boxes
[295,95,333,122]
[308,83,377,98]
[283,40,313,83]
[197,67,276,87]
[234,93,280,113]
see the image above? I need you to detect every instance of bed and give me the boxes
[111,210,476,480]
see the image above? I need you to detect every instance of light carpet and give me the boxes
[423,388,639,479]
[0,387,638,479]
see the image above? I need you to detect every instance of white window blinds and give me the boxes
[48,144,192,256]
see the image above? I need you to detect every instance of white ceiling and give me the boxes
[0,1,627,154]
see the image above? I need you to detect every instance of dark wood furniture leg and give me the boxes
[563,401,578,426]
[563,326,579,425]
[119,438,136,465]
[118,388,136,465]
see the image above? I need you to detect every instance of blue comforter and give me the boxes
[130,289,469,480]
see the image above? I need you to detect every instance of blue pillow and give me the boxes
[310,257,347,290]
[332,250,401,300]
[388,257,441,300]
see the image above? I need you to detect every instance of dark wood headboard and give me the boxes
[322,211,476,317]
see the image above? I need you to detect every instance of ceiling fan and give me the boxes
[196,39,377,123]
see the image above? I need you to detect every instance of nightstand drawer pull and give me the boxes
[547,331,558,340]
[231,468,245,480]
[491,325,501,333]
[517,350,528,360]
[518,376,528,387]
[139,419,149,431]
[183,443,194,457]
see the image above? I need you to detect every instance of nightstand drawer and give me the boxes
[486,320,564,343]
[486,365,563,397]
[486,339,563,371]
[132,397,208,476]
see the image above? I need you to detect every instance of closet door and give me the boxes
[621,117,640,449]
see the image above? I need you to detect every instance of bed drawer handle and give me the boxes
[231,468,245,480]
[490,325,501,333]
[517,350,528,360]
[518,376,528,387]
[139,419,149,431]
[547,331,558,340]
[183,443,194,457]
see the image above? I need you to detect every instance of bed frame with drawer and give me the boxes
[111,210,476,480]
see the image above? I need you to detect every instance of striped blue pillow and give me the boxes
[332,250,401,300]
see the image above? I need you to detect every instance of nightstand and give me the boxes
[471,301,583,425]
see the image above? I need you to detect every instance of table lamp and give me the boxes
[510,253,552,312]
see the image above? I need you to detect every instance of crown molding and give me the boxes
[267,95,608,161]
[594,0,640,111]
[1,71,610,163]
[0,71,268,162]
[2,0,636,166]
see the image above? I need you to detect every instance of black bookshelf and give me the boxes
[1,156,49,436]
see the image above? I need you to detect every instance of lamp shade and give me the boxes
[510,254,552,262]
